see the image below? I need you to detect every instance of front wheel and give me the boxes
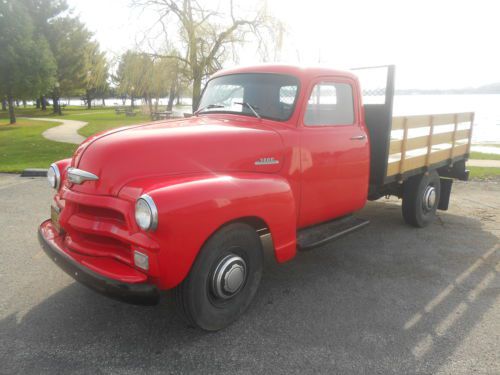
[173,223,263,331]
[402,171,441,227]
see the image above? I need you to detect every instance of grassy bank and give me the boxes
[0,106,150,172]
[468,166,500,180]
[0,118,77,172]
[469,151,500,161]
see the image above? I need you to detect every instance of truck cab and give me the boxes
[38,65,473,331]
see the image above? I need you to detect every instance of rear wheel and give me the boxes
[402,171,441,227]
[173,223,263,331]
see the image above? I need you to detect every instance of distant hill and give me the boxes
[396,82,500,95]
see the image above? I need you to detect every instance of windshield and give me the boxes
[197,73,299,121]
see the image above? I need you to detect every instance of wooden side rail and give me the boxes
[386,112,474,177]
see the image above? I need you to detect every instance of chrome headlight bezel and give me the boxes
[47,163,61,190]
[135,194,158,231]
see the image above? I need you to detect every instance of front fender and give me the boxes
[121,173,297,289]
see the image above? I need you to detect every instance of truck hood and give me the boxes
[70,116,285,196]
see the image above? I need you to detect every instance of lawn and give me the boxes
[0,106,151,172]
[468,166,500,180]
[469,151,500,161]
[0,118,77,172]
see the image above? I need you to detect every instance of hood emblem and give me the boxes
[67,168,99,184]
[255,157,279,166]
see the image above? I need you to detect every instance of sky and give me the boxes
[67,0,500,89]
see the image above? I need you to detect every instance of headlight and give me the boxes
[135,194,158,231]
[47,163,60,189]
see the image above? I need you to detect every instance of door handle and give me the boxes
[350,135,366,140]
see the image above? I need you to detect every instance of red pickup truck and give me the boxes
[38,64,473,331]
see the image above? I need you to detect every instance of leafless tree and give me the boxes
[131,0,282,110]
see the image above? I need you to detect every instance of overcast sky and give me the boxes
[67,0,500,89]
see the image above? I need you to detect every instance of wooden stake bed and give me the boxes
[386,112,474,178]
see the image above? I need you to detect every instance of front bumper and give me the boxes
[38,220,160,305]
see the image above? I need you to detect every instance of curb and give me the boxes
[21,168,48,177]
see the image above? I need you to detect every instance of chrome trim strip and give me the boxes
[138,194,158,231]
[67,167,99,184]
[49,163,61,190]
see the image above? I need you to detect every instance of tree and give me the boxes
[0,1,56,123]
[83,41,109,109]
[46,16,92,115]
[132,0,279,110]
[20,0,69,110]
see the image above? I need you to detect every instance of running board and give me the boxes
[297,216,370,251]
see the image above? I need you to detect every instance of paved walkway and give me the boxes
[21,117,88,145]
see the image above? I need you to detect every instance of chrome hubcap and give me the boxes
[212,254,247,299]
[422,186,436,211]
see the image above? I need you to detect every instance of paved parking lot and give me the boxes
[0,174,498,374]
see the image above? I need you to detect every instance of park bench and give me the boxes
[152,111,172,120]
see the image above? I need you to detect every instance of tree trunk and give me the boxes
[41,96,47,111]
[192,74,202,112]
[102,97,105,106]
[52,96,62,115]
[15,99,20,107]
[86,91,92,110]
[154,97,159,113]
[36,98,40,108]
[22,100,27,108]
[52,95,58,114]
[167,84,176,111]
[7,95,16,124]
[146,94,154,120]
[131,96,135,109]
[1,98,6,111]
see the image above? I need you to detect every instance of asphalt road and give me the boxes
[1,174,498,374]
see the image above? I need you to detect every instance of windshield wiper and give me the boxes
[195,104,225,115]
[234,102,261,119]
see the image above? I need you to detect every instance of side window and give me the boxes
[279,85,298,105]
[304,82,354,126]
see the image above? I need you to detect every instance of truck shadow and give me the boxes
[1,201,498,374]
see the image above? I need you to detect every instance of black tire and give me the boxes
[402,171,441,228]
[173,223,263,331]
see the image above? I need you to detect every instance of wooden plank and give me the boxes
[432,131,454,145]
[391,112,474,131]
[406,135,429,151]
[430,113,456,126]
[391,117,405,130]
[457,112,473,123]
[399,118,409,175]
[467,113,474,154]
[454,128,470,141]
[389,139,402,154]
[425,116,435,166]
[386,160,400,176]
[405,115,433,129]
[449,114,459,159]
[402,154,427,173]
[429,148,452,164]
[453,143,468,157]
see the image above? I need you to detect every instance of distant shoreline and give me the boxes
[396,91,500,95]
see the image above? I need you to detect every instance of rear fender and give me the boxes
[133,173,297,289]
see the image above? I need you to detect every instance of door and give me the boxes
[298,77,369,228]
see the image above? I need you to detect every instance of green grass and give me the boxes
[469,151,500,160]
[72,110,151,137]
[0,118,77,172]
[0,106,151,173]
[468,166,500,180]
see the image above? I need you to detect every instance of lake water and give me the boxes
[64,94,500,145]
